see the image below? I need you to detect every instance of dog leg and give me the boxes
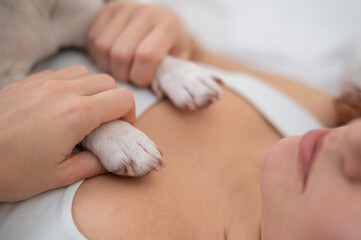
[82,119,164,177]
[152,56,223,110]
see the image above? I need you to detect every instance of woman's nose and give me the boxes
[343,120,361,181]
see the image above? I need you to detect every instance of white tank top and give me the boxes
[0,50,323,239]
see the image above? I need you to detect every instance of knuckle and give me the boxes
[41,79,67,94]
[139,4,157,15]
[72,64,90,75]
[110,45,133,63]
[131,71,152,87]
[134,79,151,87]
[118,88,135,106]
[87,31,96,45]
[120,2,137,10]
[94,38,111,54]
[106,1,121,9]
[162,13,179,28]
[63,98,92,119]
[97,74,116,88]
[135,47,160,64]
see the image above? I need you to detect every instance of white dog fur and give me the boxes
[0,0,222,176]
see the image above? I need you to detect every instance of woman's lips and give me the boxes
[298,129,331,188]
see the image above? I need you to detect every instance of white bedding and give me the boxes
[138,0,361,96]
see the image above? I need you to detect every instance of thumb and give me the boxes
[58,151,107,187]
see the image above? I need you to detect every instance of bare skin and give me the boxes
[73,53,337,239]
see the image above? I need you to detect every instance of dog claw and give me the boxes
[158,159,166,168]
[152,164,162,172]
[210,96,218,104]
[114,169,126,176]
[157,148,163,157]
[186,101,197,111]
[213,76,224,86]
[125,164,135,176]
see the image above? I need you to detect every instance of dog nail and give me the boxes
[113,169,126,176]
[112,166,126,175]
[213,76,224,86]
[187,102,197,110]
[210,96,218,103]
[157,148,163,157]
[152,164,162,172]
[158,159,166,168]
[126,164,135,176]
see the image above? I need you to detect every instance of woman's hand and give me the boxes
[0,65,135,202]
[87,2,193,86]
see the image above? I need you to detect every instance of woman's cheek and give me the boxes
[260,136,305,239]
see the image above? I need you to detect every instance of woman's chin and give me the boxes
[261,136,300,188]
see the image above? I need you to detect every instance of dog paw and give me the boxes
[82,119,164,177]
[152,56,223,110]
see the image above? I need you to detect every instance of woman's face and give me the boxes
[261,119,361,240]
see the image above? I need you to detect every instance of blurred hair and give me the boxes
[335,84,361,126]
[335,41,361,126]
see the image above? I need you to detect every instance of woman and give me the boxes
[68,59,340,239]
[0,2,359,239]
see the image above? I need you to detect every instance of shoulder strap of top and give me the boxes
[203,66,324,137]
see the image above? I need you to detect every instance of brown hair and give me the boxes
[335,85,361,126]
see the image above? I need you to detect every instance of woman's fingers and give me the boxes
[23,65,90,87]
[87,2,193,87]
[89,4,138,72]
[110,8,156,83]
[129,22,178,86]
[24,70,54,82]
[66,74,116,95]
[51,65,90,80]
[90,87,136,125]
[88,2,120,42]
[57,151,107,187]
[34,67,135,125]
[88,2,120,61]
[128,12,188,86]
